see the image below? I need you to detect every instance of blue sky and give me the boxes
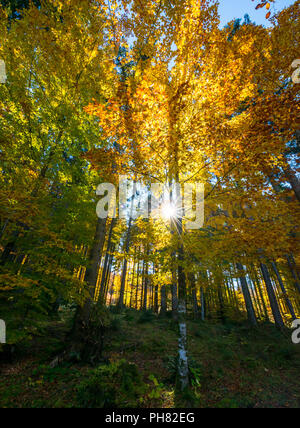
[218,0,296,27]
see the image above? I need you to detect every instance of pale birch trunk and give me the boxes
[178,300,189,391]
[175,209,189,390]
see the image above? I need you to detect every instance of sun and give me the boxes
[161,202,177,220]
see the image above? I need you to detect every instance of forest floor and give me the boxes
[0,307,299,408]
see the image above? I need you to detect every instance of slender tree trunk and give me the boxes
[174,217,189,390]
[236,263,257,326]
[160,285,167,316]
[249,276,264,320]
[289,254,300,280]
[189,274,199,319]
[118,218,133,307]
[0,219,8,240]
[271,261,297,320]
[99,218,116,301]
[216,274,226,323]
[249,280,260,318]
[252,265,269,321]
[260,262,285,328]
[287,255,300,295]
[171,271,179,321]
[154,285,159,313]
[192,289,199,319]
[225,279,235,309]
[104,250,115,304]
[135,256,141,310]
[167,90,189,390]
[140,260,145,310]
[200,287,205,321]
[143,266,148,311]
[109,272,116,306]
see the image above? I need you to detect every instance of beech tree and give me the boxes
[0,0,299,392]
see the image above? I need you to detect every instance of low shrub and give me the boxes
[76,359,145,408]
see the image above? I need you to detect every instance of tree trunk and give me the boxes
[118,218,133,307]
[160,285,167,316]
[79,217,107,324]
[177,299,189,391]
[200,287,205,321]
[271,261,297,320]
[251,265,269,321]
[143,269,148,311]
[99,218,116,302]
[171,273,179,320]
[192,288,199,319]
[216,279,226,324]
[103,248,115,304]
[284,163,300,203]
[236,263,257,326]
[189,273,198,319]
[176,230,189,390]
[67,217,107,363]
[135,257,141,310]
[260,262,285,328]
[154,285,159,313]
[0,219,8,240]
[287,255,300,295]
